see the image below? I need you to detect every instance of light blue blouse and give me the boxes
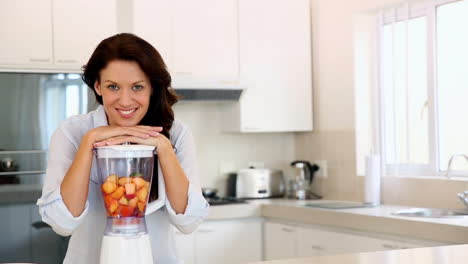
[37,106,210,264]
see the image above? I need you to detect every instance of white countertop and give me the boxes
[247,243,468,264]
[207,199,468,244]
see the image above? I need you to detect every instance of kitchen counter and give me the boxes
[207,199,468,244]
[247,243,468,264]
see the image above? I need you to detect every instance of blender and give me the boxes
[95,144,163,264]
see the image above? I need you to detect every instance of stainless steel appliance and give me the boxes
[226,167,285,199]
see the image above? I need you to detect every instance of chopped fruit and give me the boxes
[106,174,118,183]
[132,177,147,190]
[124,183,136,195]
[111,186,125,199]
[125,193,136,199]
[119,196,129,205]
[136,187,148,202]
[104,195,118,214]
[128,197,138,208]
[118,177,132,186]
[137,201,146,212]
[119,205,135,217]
[102,181,117,194]
[130,172,142,177]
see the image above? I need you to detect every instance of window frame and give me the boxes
[375,0,467,178]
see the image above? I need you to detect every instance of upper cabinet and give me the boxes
[222,0,313,132]
[133,0,239,79]
[0,0,53,67]
[0,0,117,71]
[52,0,117,68]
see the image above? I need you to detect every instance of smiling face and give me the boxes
[94,60,152,127]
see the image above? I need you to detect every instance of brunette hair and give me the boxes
[82,33,179,201]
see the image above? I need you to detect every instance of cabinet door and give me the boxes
[133,0,173,70]
[264,222,296,260]
[238,0,313,132]
[0,204,32,262]
[173,228,195,264]
[52,0,117,68]
[195,219,262,264]
[30,204,67,264]
[0,0,53,66]
[172,0,238,78]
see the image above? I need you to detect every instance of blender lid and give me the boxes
[95,144,156,158]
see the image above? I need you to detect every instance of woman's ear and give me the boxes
[94,80,102,96]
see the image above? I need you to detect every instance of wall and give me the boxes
[295,0,468,209]
[174,102,296,195]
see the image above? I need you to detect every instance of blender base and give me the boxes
[100,234,153,264]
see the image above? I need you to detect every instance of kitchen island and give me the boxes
[247,243,468,264]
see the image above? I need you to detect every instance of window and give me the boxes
[357,0,468,178]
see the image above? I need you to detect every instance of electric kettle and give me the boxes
[289,160,321,200]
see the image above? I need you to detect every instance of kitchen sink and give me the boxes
[391,208,468,218]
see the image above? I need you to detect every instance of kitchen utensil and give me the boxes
[226,167,285,199]
[95,145,162,264]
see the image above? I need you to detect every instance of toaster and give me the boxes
[226,168,285,199]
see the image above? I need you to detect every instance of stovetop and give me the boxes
[205,196,247,206]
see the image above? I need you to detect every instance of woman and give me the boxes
[37,33,210,263]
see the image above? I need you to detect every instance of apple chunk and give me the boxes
[111,186,125,199]
[125,183,136,195]
[102,181,117,194]
[136,187,148,202]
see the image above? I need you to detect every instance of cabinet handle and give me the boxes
[57,59,78,64]
[198,229,214,233]
[311,245,324,250]
[382,243,398,249]
[29,58,50,63]
[281,227,295,233]
[243,126,259,131]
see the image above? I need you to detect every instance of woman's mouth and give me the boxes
[117,108,138,118]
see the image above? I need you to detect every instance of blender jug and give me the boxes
[95,144,156,264]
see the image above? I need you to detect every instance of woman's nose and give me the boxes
[118,88,134,106]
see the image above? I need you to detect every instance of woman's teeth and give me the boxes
[119,109,136,115]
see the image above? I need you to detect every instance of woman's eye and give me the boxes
[108,85,119,90]
[132,85,144,91]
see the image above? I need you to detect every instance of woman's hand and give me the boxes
[85,125,163,149]
[93,128,174,155]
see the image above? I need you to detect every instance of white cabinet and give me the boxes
[0,0,53,66]
[0,0,117,70]
[223,0,313,132]
[173,228,195,264]
[52,0,117,68]
[174,219,262,264]
[265,221,443,261]
[264,222,297,260]
[132,0,239,79]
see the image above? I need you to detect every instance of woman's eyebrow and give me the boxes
[132,80,145,84]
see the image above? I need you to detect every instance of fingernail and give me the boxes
[150,132,159,136]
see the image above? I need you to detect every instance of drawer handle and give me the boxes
[29,58,50,62]
[311,245,324,250]
[198,229,214,233]
[281,227,295,233]
[382,243,398,249]
[57,59,78,64]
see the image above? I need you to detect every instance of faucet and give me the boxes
[457,191,468,210]
[445,153,468,179]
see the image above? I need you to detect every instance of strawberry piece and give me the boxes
[119,205,135,217]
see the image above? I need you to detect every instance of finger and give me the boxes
[105,136,154,146]
[135,125,163,132]
[120,127,158,138]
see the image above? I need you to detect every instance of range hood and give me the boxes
[172,76,244,101]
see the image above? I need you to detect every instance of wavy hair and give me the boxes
[82,33,179,201]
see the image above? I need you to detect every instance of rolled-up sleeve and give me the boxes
[36,128,89,236]
[165,124,210,234]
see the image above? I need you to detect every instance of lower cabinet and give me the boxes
[264,221,445,261]
[0,203,66,264]
[174,218,262,264]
